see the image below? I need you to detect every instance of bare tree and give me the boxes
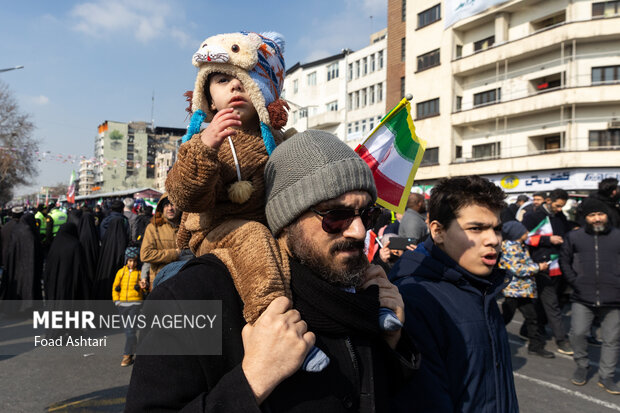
[0,80,38,204]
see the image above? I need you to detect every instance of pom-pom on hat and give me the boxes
[182,31,288,156]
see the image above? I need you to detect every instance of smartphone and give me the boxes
[389,237,417,250]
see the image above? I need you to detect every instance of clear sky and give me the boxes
[1,0,386,197]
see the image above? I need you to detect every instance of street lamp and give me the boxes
[0,65,24,73]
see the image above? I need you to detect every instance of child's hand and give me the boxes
[200,108,242,149]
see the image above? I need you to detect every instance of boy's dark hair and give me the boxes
[533,191,547,199]
[548,188,568,202]
[598,177,619,198]
[428,176,506,228]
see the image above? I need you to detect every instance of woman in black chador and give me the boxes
[77,211,100,296]
[44,223,89,301]
[93,216,128,300]
[3,214,43,309]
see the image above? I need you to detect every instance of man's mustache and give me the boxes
[329,240,365,255]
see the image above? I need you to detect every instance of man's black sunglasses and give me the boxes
[310,205,382,234]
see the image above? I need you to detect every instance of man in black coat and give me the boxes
[575,178,620,228]
[523,188,573,355]
[560,198,620,394]
[125,130,417,412]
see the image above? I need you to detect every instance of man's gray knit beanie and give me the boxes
[265,129,377,235]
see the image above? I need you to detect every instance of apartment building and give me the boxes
[94,121,184,193]
[283,29,387,148]
[78,159,95,196]
[389,0,620,194]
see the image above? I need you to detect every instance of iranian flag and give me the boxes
[66,170,76,204]
[355,98,426,213]
[526,216,562,276]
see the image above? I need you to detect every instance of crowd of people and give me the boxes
[2,28,620,411]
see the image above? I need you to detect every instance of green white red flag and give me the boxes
[66,170,76,204]
[526,216,561,276]
[355,97,426,213]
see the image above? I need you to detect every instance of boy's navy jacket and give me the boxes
[389,237,519,413]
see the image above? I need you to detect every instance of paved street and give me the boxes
[1,310,620,412]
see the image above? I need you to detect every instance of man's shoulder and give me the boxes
[151,254,237,301]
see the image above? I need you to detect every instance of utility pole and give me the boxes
[150,91,155,131]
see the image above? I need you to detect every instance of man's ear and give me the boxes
[429,220,444,244]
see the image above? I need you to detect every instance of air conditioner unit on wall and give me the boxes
[609,120,620,129]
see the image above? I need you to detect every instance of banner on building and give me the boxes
[444,0,509,28]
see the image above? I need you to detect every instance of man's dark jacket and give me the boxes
[522,205,571,264]
[125,254,417,412]
[388,237,518,413]
[559,225,620,307]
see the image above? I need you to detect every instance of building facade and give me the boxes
[94,121,184,193]
[389,0,620,194]
[78,159,95,196]
[283,29,387,148]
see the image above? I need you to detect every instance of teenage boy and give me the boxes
[390,175,518,413]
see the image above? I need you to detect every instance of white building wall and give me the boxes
[401,0,620,188]
[283,29,387,147]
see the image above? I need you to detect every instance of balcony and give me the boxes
[452,17,620,76]
[307,109,343,129]
[452,83,620,126]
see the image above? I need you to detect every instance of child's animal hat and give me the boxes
[182,31,288,154]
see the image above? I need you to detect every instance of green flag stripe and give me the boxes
[383,108,419,163]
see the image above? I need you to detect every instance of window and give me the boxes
[347,93,353,110]
[593,1,620,17]
[474,88,501,107]
[307,72,317,86]
[532,11,566,31]
[363,57,368,75]
[417,49,440,72]
[592,65,620,84]
[355,121,359,132]
[369,118,375,130]
[327,63,339,81]
[348,123,352,134]
[416,98,439,119]
[369,85,375,104]
[474,36,495,52]
[377,83,383,102]
[293,79,298,94]
[299,108,308,118]
[363,88,369,106]
[589,129,620,148]
[456,96,462,111]
[355,61,360,78]
[292,110,298,123]
[472,142,501,160]
[402,0,407,21]
[401,38,406,61]
[418,4,441,28]
[400,77,406,98]
[455,145,463,159]
[326,101,338,111]
[355,91,360,109]
[421,147,439,166]
[456,45,463,58]
[544,135,562,151]
[370,54,375,72]
[348,63,353,80]
[533,73,563,91]
[362,119,367,133]
[378,51,384,69]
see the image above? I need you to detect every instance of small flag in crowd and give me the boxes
[526,216,561,276]
[67,170,76,204]
[355,97,426,213]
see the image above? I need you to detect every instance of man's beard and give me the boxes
[286,222,369,289]
[588,222,607,233]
